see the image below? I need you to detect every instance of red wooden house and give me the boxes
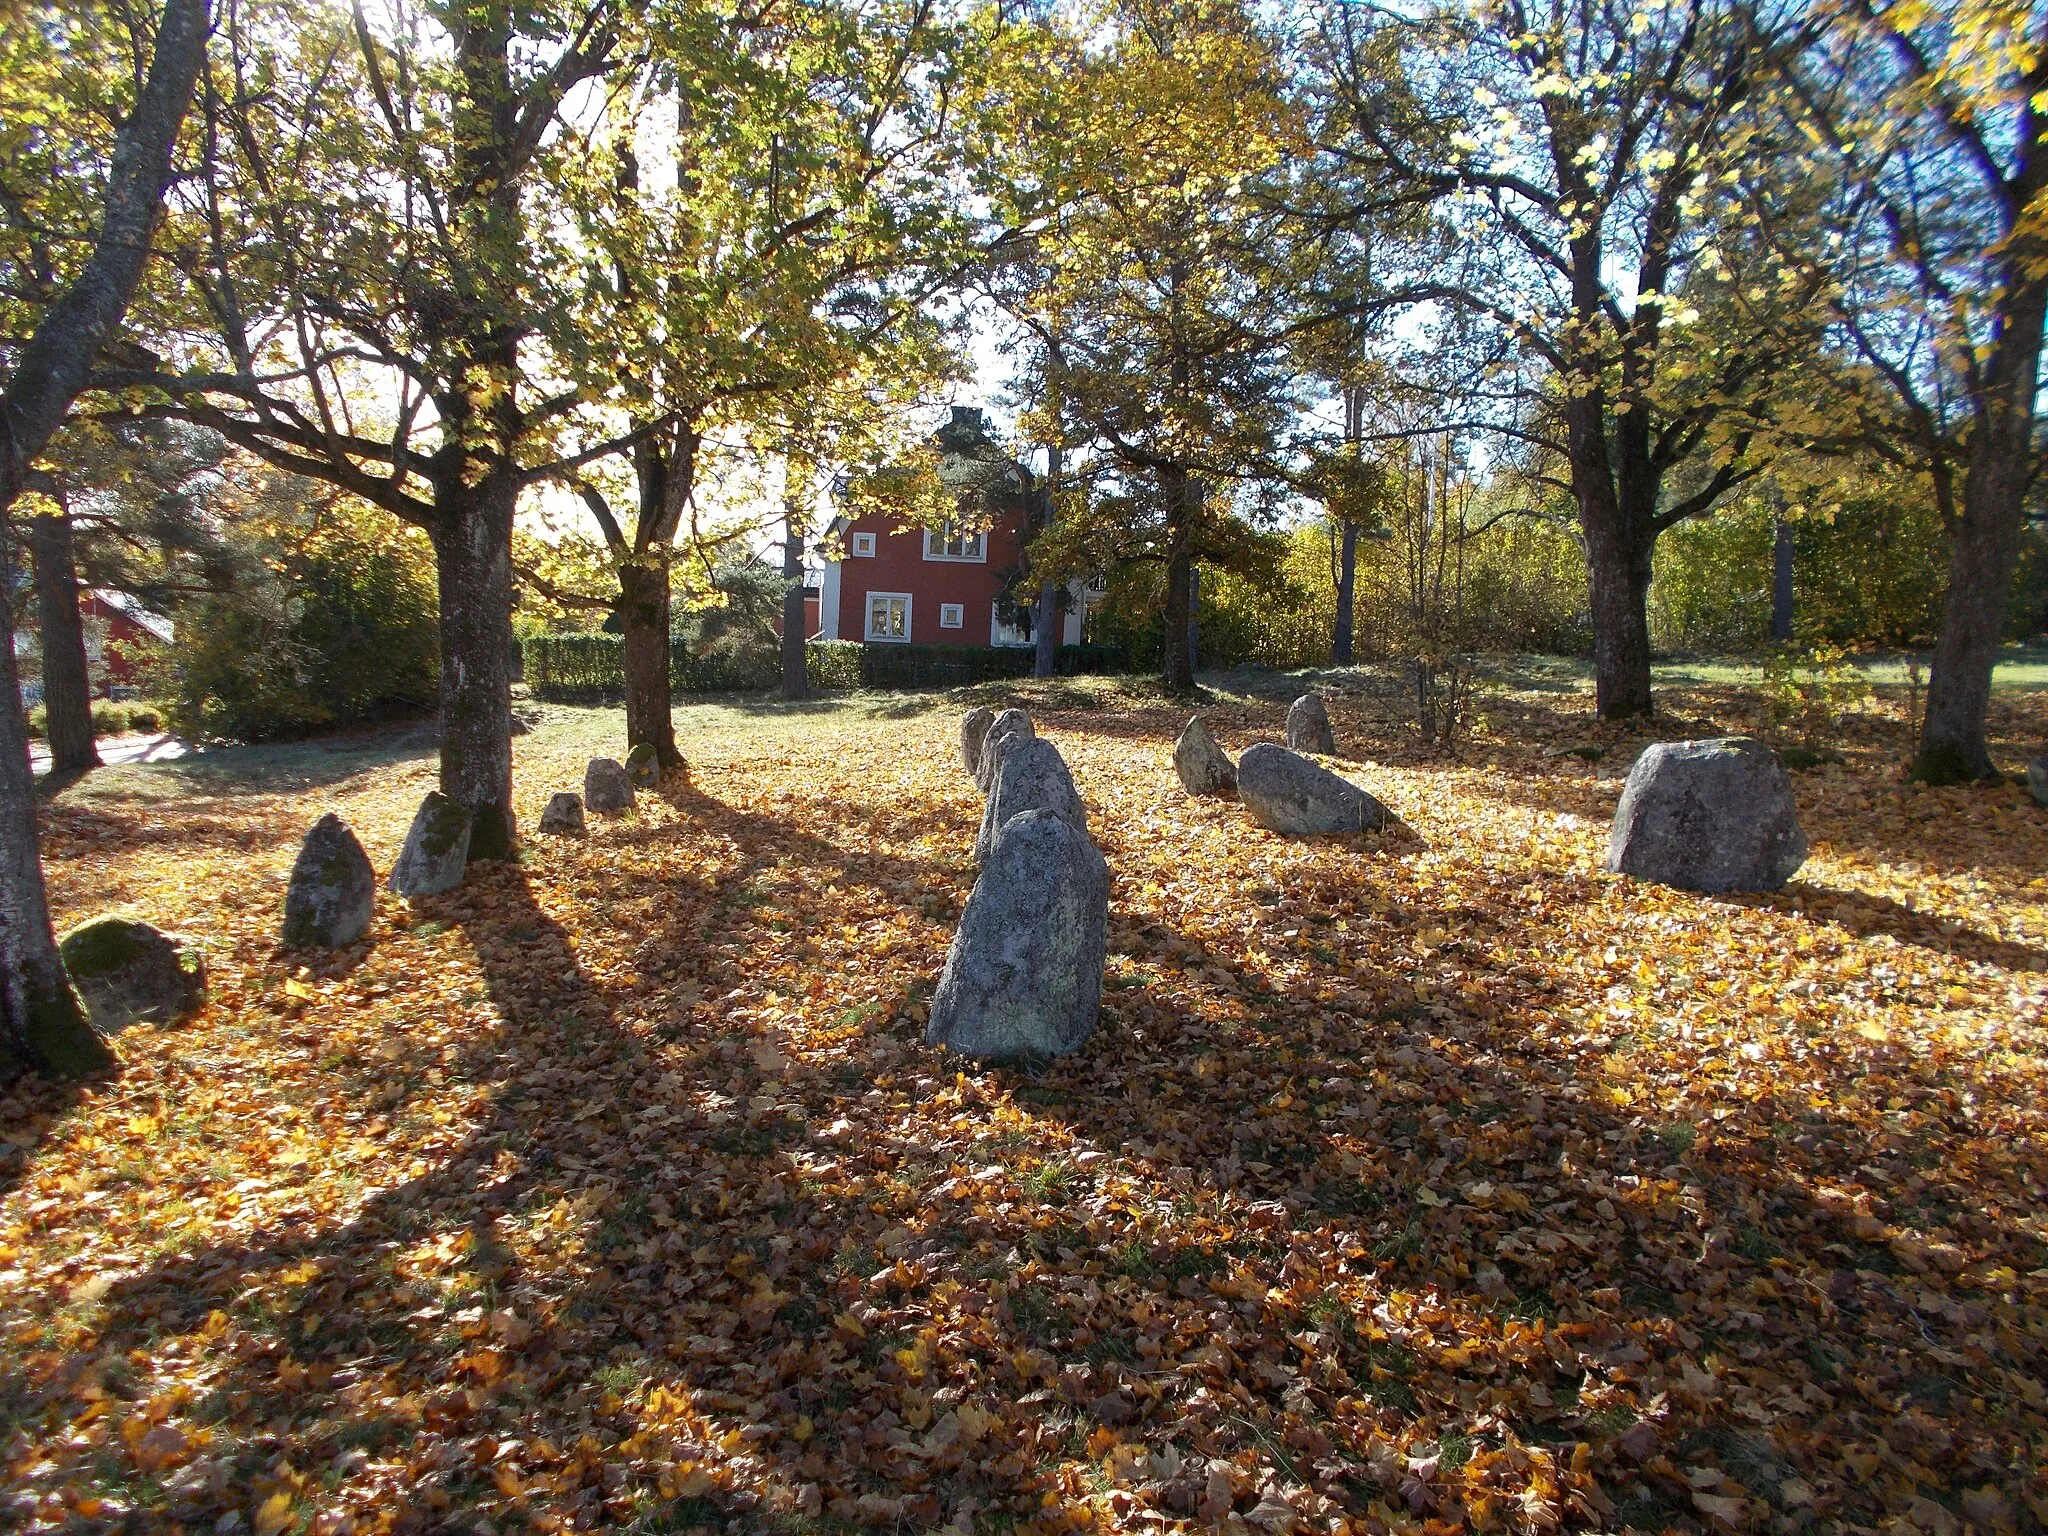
[815,407,1084,649]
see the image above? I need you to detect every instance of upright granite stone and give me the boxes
[976,737,1088,864]
[928,809,1109,1064]
[283,814,376,948]
[1237,743,1390,835]
[1606,737,1808,892]
[960,707,997,776]
[1174,716,1237,796]
[974,709,1036,795]
[625,744,662,787]
[387,791,473,898]
[1286,693,1335,755]
[59,916,206,1033]
[538,792,586,834]
[2028,754,2048,809]
[584,757,634,813]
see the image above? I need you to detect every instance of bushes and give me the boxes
[154,506,440,742]
[526,633,1124,698]
[23,701,164,740]
[524,634,779,699]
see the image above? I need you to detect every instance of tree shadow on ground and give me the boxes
[1731,883,2048,972]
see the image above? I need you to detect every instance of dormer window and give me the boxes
[923,521,986,562]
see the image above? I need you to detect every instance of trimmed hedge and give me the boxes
[527,632,1125,699]
[524,634,777,698]
[807,638,1124,690]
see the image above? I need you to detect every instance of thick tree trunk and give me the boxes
[1912,276,2046,784]
[30,513,100,774]
[781,498,810,700]
[431,474,517,859]
[619,555,680,767]
[0,577,110,1083]
[1913,442,2034,783]
[1566,396,1657,719]
[1770,515,1794,643]
[1333,521,1359,665]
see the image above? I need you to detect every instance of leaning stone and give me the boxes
[625,744,662,787]
[974,708,1036,795]
[1286,693,1335,755]
[1174,716,1237,796]
[960,706,997,776]
[538,792,586,835]
[387,791,473,899]
[1237,743,1390,835]
[282,813,376,948]
[2029,754,2048,808]
[584,757,634,812]
[1606,737,1807,892]
[59,916,206,1034]
[927,809,1108,1065]
[976,737,1088,864]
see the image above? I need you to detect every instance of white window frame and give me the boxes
[849,530,877,557]
[922,522,986,563]
[938,602,965,629]
[990,603,1033,648]
[865,592,912,643]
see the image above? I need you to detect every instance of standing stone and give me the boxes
[976,737,1088,864]
[58,916,206,1033]
[960,707,997,776]
[387,791,474,898]
[1286,693,1335,755]
[538,792,586,834]
[1606,737,1808,892]
[1237,743,1391,835]
[584,757,634,813]
[283,813,376,948]
[1174,716,1237,796]
[974,708,1036,795]
[625,744,662,787]
[928,810,1109,1064]
[2028,754,2047,808]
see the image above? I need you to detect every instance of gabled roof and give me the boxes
[89,589,175,644]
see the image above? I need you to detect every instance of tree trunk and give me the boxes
[1033,446,1062,678]
[1770,515,1794,643]
[30,513,100,774]
[0,0,206,1081]
[432,474,518,859]
[619,555,680,767]
[781,497,810,700]
[1333,521,1359,665]
[0,575,110,1083]
[1565,396,1657,719]
[1912,275,2046,784]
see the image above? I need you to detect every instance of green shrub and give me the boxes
[25,703,46,740]
[125,705,162,733]
[523,633,779,699]
[806,639,863,692]
[90,701,127,735]
[156,509,439,742]
[1762,644,1874,747]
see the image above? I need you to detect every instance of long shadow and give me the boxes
[1732,883,2048,971]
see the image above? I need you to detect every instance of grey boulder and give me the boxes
[976,737,1088,864]
[960,706,997,776]
[585,757,634,813]
[1237,743,1390,835]
[2029,754,2048,808]
[1174,716,1237,796]
[1606,737,1808,892]
[283,813,376,948]
[59,916,206,1033]
[538,792,586,834]
[974,708,1036,795]
[387,791,473,898]
[1286,693,1335,755]
[927,809,1108,1065]
[625,743,662,787]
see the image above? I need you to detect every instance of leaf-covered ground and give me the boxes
[4,667,2046,1536]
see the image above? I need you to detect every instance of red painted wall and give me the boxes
[835,508,1029,645]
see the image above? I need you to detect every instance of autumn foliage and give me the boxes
[2,676,2045,1533]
